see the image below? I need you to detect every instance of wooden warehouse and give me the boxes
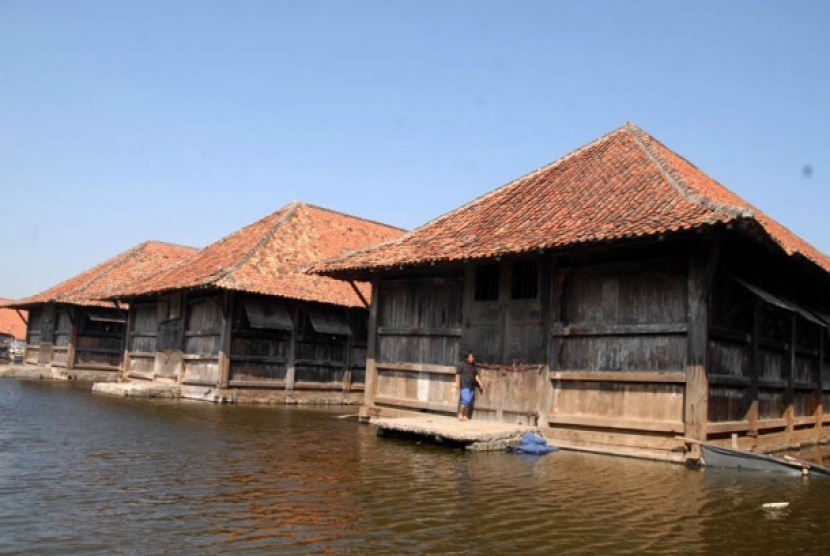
[310,123,830,462]
[2,241,196,380]
[107,201,404,403]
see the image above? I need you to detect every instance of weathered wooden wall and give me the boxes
[24,307,46,365]
[705,236,830,450]
[73,308,125,371]
[181,293,224,385]
[22,303,125,373]
[373,276,464,413]
[121,290,368,394]
[547,254,689,457]
[363,234,830,459]
[229,295,291,387]
[125,302,160,379]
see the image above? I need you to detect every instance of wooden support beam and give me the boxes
[550,370,686,384]
[66,307,78,371]
[284,306,298,391]
[548,414,685,434]
[785,314,796,439]
[551,323,688,337]
[747,300,761,436]
[817,329,825,440]
[121,305,137,380]
[684,240,712,456]
[348,280,369,308]
[376,362,457,375]
[218,291,234,389]
[364,275,381,407]
[14,309,28,326]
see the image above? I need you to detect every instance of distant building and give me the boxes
[106,202,405,403]
[2,242,197,379]
[310,123,830,461]
[0,301,27,341]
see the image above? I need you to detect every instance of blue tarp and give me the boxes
[506,432,559,455]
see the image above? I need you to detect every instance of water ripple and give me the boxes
[2,379,830,555]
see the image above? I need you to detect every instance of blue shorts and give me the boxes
[460,388,475,407]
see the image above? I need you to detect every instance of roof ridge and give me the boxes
[63,241,155,302]
[624,123,752,220]
[302,202,408,232]
[314,125,635,265]
[140,239,201,251]
[205,201,303,285]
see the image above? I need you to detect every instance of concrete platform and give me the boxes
[372,414,540,451]
[92,381,180,399]
[93,380,364,405]
[1,364,120,382]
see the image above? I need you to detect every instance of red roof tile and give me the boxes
[0,301,27,340]
[109,202,405,307]
[310,123,830,276]
[2,241,198,309]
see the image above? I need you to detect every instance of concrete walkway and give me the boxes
[372,414,539,451]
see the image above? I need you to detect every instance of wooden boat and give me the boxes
[698,442,830,476]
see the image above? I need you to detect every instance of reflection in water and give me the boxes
[2,379,830,555]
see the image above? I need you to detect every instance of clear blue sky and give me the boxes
[2,1,828,299]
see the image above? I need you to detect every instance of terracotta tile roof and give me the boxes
[109,202,405,307]
[310,123,830,277]
[0,301,27,340]
[2,241,198,309]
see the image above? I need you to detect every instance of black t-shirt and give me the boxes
[456,361,478,390]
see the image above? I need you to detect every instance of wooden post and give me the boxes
[343,309,353,393]
[785,314,796,440]
[363,275,381,409]
[815,328,824,441]
[284,306,297,391]
[747,301,761,437]
[217,291,234,389]
[121,304,136,381]
[685,242,711,458]
[66,307,78,371]
[39,303,56,368]
[539,254,554,423]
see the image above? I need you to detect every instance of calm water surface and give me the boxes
[1,379,830,555]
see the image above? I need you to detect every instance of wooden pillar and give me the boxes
[815,327,824,441]
[39,303,56,368]
[685,242,711,457]
[285,306,297,391]
[363,275,381,408]
[747,301,761,437]
[121,304,136,380]
[461,263,474,349]
[785,314,796,439]
[66,307,78,371]
[217,291,234,389]
[343,310,353,393]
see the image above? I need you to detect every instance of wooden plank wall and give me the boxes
[548,257,688,440]
[154,292,186,380]
[74,308,125,371]
[126,302,159,379]
[373,277,463,413]
[707,266,829,447]
[228,294,291,388]
[294,307,349,390]
[50,307,73,368]
[181,293,223,385]
[24,307,44,365]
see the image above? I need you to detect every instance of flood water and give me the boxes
[2,379,830,555]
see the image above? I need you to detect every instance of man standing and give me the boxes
[456,351,484,421]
